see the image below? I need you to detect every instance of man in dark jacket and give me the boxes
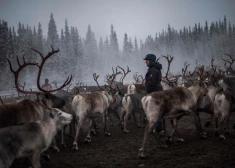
[144,54,163,93]
[144,54,163,132]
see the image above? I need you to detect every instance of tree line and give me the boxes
[0,14,234,90]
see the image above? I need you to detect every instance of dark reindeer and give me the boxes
[1,46,72,152]
[121,93,146,132]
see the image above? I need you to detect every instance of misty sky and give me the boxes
[1,0,235,45]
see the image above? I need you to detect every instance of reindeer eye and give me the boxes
[58,112,62,116]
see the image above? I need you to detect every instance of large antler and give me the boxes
[32,46,72,92]
[162,54,177,85]
[105,67,121,84]
[133,72,144,84]
[196,65,205,81]
[117,66,131,84]
[221,53,235,72]
[182,61,190,78]
[93,73,105,91]
[7,46,72,95]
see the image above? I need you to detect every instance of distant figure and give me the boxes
[41,78,52,91]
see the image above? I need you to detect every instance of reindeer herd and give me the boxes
[0,46,235,167]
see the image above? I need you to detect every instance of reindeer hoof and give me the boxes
[124,130,130,133]
[105,132,111,136]
[177,138,185,142]
[84,137,92,143]
[138,154,147,159]
[200,135,207,139]
[138,149,146,159]
[72,144,79,151]
[53,147,60,153]
[219,134,226,140]
[159,131,166,137]
[199,132,207,139]
[91,130,97,135]
[42,154,50,161]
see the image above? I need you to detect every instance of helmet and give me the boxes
[143,54,156,62]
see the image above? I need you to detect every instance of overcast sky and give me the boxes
[0,0,235,45]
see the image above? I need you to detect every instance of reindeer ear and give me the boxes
[49,108,58,118]
[49,112,54,119]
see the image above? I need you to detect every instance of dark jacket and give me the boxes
[145,61,163,94]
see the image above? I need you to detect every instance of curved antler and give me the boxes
[117,66,131,84]
[93,73,105,91]
[7,46,72,95]
[33,46,72,92]
[162,54,177,85]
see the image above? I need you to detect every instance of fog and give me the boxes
[0,0,235,90]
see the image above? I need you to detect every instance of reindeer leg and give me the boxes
[214,115,219,136]
[69,117,76,138]
[123,110,132,133]
[139,118,166,158]
[103,109,111,136]
[93,117,99,129]
[52,138,60,152]
[173,119,184,142]
[113,109,122,126]
[61,126,67,147]
[191,112,206,138]
[73,115,86,151]
[161,119,166,135]
[120,108,126,129]
[84,118,93,143]
[30,151,41,168]
[218,117,226,139]
[166,118,177,143]
[138,110,144,128]
[132,112,139,127]
[107,112,115,126]
[91,118,98,135]
[225,117,230,135]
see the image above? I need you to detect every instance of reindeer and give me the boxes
[138,66,208,158]
[210,53,235,139]
[71,72,122,151]
[0,108,72,168]
[195,58,224,128]
[103,66,131,125]
[120,93,146,132]
[3,46,72,153]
